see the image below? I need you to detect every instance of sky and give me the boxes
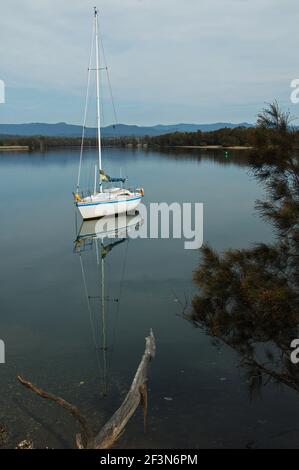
[1,0,299,126]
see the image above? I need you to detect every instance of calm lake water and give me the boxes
[1,147,298,449]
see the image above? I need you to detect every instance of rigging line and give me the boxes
[99,32,118,127]
[105,256,120,377]
[100,240,109,396]
[88,157,94,195]
[77,17,95,192]
[99,65,106,128]
[95,239,109,394]
[105,258,113,378]
[106,67,118,128]
[79,253,103,379]
[110,236,130,368]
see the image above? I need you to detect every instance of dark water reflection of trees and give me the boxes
[150,147,252,167]
[187,121,299,397]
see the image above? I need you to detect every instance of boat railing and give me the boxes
[76,190,93,201]
[76,186,141,203]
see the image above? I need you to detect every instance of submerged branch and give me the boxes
[17,329,156,449]
[17,375,93,448]
[92,329,155,449]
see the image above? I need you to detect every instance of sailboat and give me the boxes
[75,213,144,395]
[73,7,144,220]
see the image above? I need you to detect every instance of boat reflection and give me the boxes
[75,212,144,246]
[74,212,144,396]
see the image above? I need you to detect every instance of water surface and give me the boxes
[1,148,298,449]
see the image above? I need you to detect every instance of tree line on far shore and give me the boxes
[1,102,297,151]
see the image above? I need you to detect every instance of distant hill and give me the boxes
[0,122,253,138]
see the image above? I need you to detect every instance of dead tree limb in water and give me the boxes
[17,329,156,449]
[17,375,93,448]
[92,329,155,449]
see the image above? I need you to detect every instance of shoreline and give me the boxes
[0,146,30,152]
[0,144,253,152]
[174,145,253,150]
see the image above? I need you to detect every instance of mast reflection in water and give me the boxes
[74,213,144,396]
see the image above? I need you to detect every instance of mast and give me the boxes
[94,7,102,192]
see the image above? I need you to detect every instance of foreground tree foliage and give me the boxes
[188,102,299,395]
[257,100,294,132]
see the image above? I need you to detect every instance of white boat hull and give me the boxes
[77,195,142,220]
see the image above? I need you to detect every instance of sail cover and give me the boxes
[100,169,126,184]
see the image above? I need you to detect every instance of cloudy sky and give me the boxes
[0,0,298,125]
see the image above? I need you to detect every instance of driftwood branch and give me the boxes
[17,375,93,448]
[17,329,156,449]
[92,328,155,449]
